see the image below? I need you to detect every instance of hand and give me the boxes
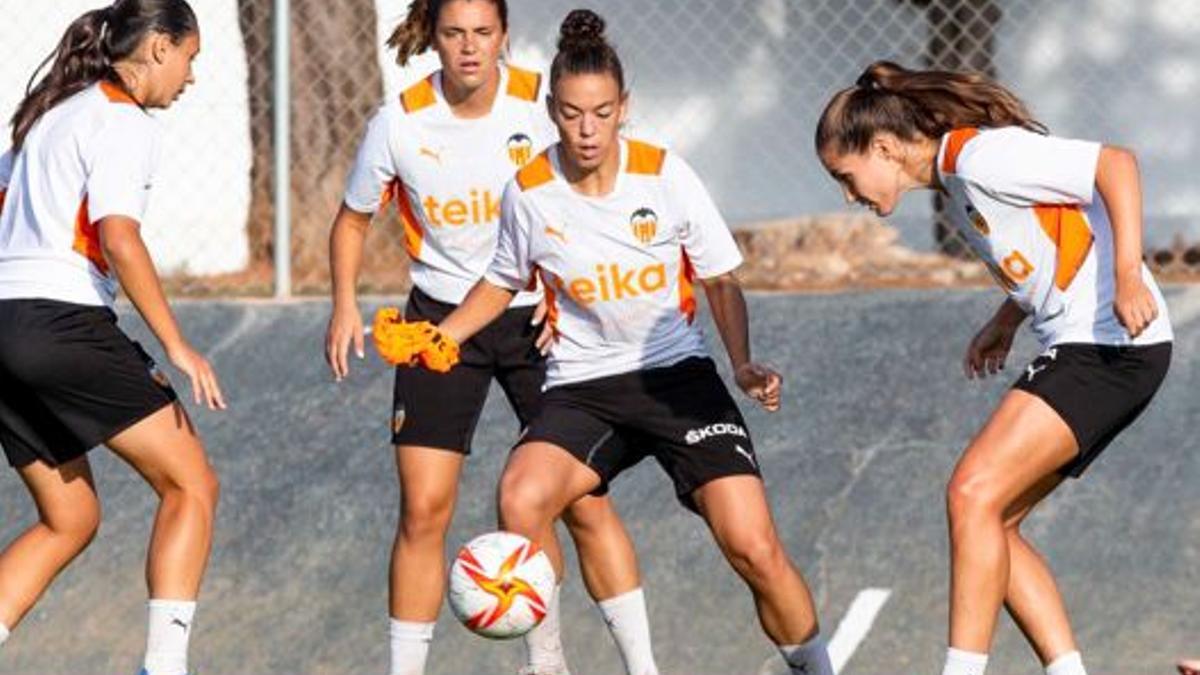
[531,299,555,355]
[325,303,365,381]
[167,341,226,411]
[1113,272,1158,338]
[735,362,782,412]
[963,315,1018,379]
[1178,659,1200,675]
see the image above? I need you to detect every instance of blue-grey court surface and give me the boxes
[2,288,1198,675]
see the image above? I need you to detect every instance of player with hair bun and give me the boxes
[382,9,835,674]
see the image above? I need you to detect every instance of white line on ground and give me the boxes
[756,587,892,675]
[828,588,892,673]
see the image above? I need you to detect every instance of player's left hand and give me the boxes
[735,362,782,412]
[1114,273,1158,338]
[531,299,555,355]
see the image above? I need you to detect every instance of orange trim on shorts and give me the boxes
[99,80,138,105]
[1034,204,1094,291]
[71,196,109,274]
[400,76,438,114]
[383,179,424,259]
[678,248,696,324]
[516,151,554,191]
[505,66,542,103]
[941,127,980,175]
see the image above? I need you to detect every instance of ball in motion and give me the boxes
[447,531,556,639]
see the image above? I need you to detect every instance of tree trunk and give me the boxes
[239,0,404,294]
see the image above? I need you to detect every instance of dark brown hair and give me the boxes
[10,0,197,151]
[815,60,1045,156]
[387,0,509,67]
[549,9,625,93]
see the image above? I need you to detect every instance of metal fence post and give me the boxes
[273,0,291,299]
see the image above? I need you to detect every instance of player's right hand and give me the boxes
[963,317,1017,380]
[735,362,782,412]
[326,303,365,381]
[167,341,227,411]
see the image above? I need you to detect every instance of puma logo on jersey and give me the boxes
[422,190,501,227]
[419,147,442,164]
[544,225,567,243]
[555,263,668,306]
[507,133,534,167]
[630,207,658,244]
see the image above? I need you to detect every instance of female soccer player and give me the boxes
[816,61,1173,675]
[324,1,655,673]
[0,2,221,674]
[384,10,835,674]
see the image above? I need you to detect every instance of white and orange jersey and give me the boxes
[485,138,744,388]
[938,126,1172,348]
[0,82,161,307]
[344,63,556,306]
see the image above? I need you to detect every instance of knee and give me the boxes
[165,462,220,516]
[945,469,1002,528]
[44,494,102,549]
[497,473,551,534]
[399,489,455,542]
[724,531,789,583]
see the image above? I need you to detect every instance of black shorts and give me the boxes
[391,287,546,453]
[521,357,762,512]
[0,299,177,469]
[1012,342,1171,478]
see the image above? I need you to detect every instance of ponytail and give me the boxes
[387,0,509,67]
[816,60,1045,157]
[10,0,198,151]
[550,9,625,93]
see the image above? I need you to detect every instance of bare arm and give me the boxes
[1095,145,1157,337]
[326,204,371,380]
[438,279,517,345]
[100,216,225,410]
[700,272,780,411]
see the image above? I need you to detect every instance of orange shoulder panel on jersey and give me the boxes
[626,140,667,176]
[1034,204,1094,291]
[941,127,980,175]
[400,76,438,114]
[99,80,138,105]
[505,66,542,103]
[0,189,6,213]
[677,248,697,324]
[516,151,554,191]
[71,197,109,275]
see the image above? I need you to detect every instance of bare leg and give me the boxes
[0,456,100,629]
[561,495,640,601]
[946,390,1078,653]
[389,445,464,621]
[106,403,220,600]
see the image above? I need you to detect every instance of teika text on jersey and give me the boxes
[552,263,669,305]
[422,189,501,227]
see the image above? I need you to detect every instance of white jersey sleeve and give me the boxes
[484,179,534,291]
[343,104,398,215]
[86,110,160,223]
[667,154,743,278]
[956,127,1101,207]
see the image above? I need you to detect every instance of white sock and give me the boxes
[524,583,569,672]
[942,647,989,675]
[779,633,834,675]
[0,621,9,646]
[389,619,434,675]
[1046,651,1087,675]
[143,599,196,675]
[597,587,659,675]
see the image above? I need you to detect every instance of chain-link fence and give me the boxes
[2,0,1199,295]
